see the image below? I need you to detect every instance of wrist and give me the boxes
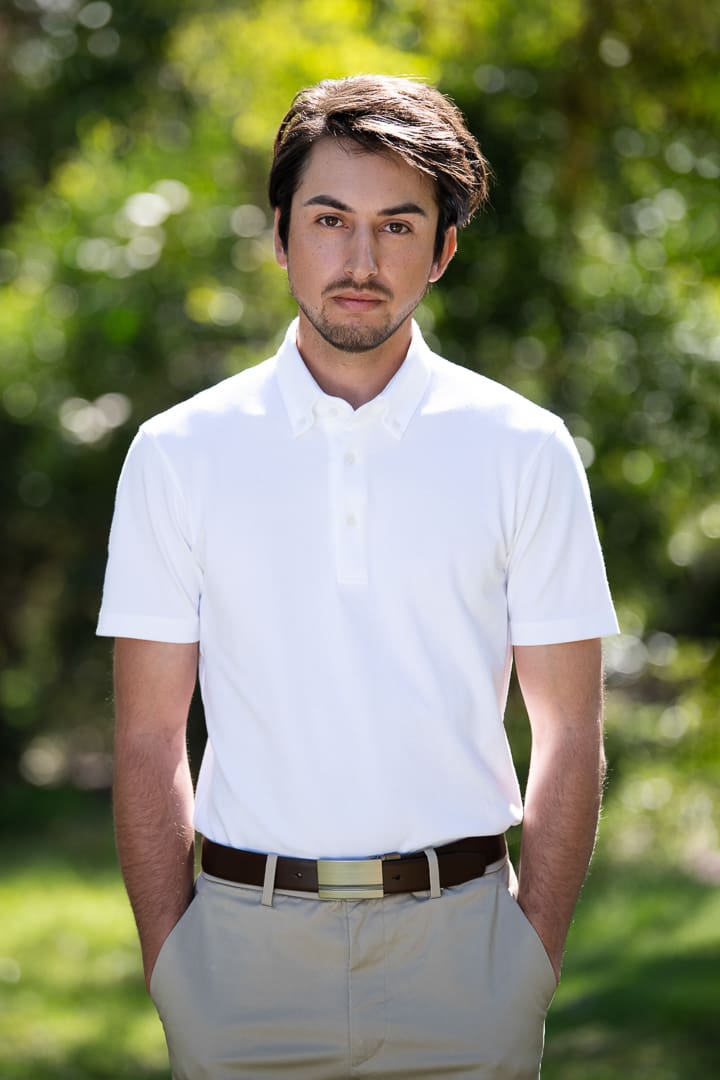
[516,896,566,981]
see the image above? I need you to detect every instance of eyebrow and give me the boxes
[302,195,428,218]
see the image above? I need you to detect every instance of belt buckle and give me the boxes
[316,858,384,900]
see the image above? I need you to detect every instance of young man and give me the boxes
[98,75,618,1079]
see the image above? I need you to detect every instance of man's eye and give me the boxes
[384,222,410,234]
[318,215,342,227]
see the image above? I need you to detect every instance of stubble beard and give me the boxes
[289,279,430,355]
[293,301,402,353]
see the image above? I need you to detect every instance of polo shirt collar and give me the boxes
[275,318,432,440]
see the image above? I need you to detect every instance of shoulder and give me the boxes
[139,356,278,447]
[424,351,564,444]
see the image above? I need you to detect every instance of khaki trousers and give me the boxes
[149,856,557,1079]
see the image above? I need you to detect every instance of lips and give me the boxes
[332,294,385,311]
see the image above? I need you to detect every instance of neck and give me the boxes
[295,315,412,410]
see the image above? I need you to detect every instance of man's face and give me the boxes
[274,138,456,355]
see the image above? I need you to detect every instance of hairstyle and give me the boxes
[268,74,492,260]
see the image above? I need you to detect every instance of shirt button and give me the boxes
[344,451,356,465]
[328,407,338,418]
[346,513,357,527]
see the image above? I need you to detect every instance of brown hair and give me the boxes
[268,75,492,260]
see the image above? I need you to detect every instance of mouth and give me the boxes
[331,294,386,312]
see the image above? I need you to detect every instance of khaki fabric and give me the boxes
[149,858,557,1079]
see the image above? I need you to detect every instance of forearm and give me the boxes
[114,727,196,987]
[112,637,198,986]
[517,725,605,977]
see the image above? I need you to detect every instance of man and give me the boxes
[98,75,618,1079]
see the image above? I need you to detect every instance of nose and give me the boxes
[344,226,378,282]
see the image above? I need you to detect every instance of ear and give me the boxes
[273,208,288,269]
[428,225,457,284]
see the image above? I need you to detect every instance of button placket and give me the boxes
[325,418,368,587]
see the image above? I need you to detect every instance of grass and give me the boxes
[1,790,719,1079]
[543,853,720,1079]
[0,794,168,1079]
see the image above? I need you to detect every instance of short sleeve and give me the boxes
[507,423,618,645]
[96,429,202,642]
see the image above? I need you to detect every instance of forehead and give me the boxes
[293,137,438,211]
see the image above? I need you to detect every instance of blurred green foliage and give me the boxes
[1,0,718,876]
[1,4,720,1077]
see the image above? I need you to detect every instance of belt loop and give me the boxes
[423,847,442,899]
[261,853,278,907]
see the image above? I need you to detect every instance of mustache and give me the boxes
[323,279,393,300]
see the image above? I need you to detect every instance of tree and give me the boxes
[1,1,718,828]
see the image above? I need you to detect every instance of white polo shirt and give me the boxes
[97,319,618,858]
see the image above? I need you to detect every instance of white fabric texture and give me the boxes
[97,320,618,858]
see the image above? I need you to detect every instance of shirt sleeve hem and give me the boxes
[510,613,620,646]
[96,612,200,643]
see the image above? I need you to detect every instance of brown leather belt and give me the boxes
[201,834,507,900]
